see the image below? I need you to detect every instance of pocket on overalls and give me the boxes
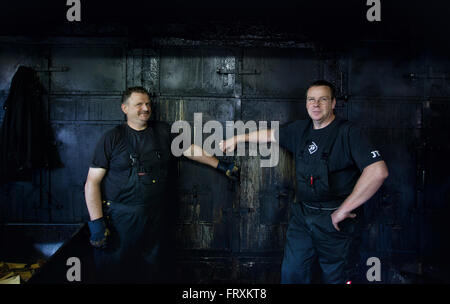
[140,149,169,199]
[312,159,330,200]
[296,151,314,201]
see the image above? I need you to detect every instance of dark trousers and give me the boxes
[92,201,166,284]
[281,202,363,284]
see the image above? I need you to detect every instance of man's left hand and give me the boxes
[216,160,239,181]
[331,209,356,231]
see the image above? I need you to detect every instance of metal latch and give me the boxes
[216,67,260,87]
[34,66,70,73]
[216,68,260,75]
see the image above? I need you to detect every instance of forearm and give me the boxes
[84,182,104,221]
[338,161,389,214]
[236,129,274,144]
[183,144,219,168]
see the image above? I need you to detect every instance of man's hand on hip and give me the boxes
[331,209,356,231]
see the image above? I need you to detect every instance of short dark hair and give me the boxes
[307,80,336,100]
[122,86,150,104]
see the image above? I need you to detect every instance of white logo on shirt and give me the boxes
[371,150,381,158]
[308,141,318,154]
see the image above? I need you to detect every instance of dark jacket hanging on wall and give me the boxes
[0,66,59,185]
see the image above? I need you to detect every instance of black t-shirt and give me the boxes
[90,121,174,201]
[278,116,383,199]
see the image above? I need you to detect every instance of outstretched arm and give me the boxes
[219,129,275,153]
[183,144,239,180]
[182,144,219,168]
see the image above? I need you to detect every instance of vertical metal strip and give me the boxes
[47,45,53,223]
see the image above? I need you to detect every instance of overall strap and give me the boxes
[298,119,314,152]
[118,124,139,168]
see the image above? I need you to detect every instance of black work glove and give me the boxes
[88,217,110,249]
[216,160,239,181]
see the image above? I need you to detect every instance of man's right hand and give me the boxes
[219,137,238,153]
[88,217,110,249]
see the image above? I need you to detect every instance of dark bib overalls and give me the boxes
[94,123,171,283]
[281,118,364,284]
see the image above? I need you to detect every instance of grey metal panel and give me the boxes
[424,99,450,129]
[420,212,450,264]
[142,49,160,94]
[424,111,450,210]
[424,152,450,210]
[1,183,25,222]
[50,46,125,93]
[176,257,283,283]
[241,99,348,124]
[242,48,319,98]
[349,45,424,98]
[241,99,307,124]
[126,48,161,94]
[349,98,422,129]
[390,213,420,253]
[49,123,80,222]
[176,159,234,251]
[153,97,237,123]
[0,93,6,122]
[126,49,144,87]
[50,98,77,121]
[50,96,123,121]
[237,148,294,251]
[424,55,450,97]
[363,128,417,229]
[50,123,117,222]
[175,258,234,283]
[0,44,48,93]
[237,258,282,283]
[0,180,50,223]
[160,48,236,97]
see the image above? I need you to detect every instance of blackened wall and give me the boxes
[1,1,450,283]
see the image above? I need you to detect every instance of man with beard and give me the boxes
[85,86,238,283]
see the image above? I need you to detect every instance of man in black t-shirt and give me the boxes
[84,86,238,283]
[219,80,389,284]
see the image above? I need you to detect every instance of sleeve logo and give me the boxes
[371,150,381,158]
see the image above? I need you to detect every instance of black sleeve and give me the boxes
[90,128,117,169]
[157,121,180,159]
[348,124,383,171]
[278,120,300,154]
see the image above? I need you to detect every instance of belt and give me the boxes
[102,200,151,212]
[301,201,341,211]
